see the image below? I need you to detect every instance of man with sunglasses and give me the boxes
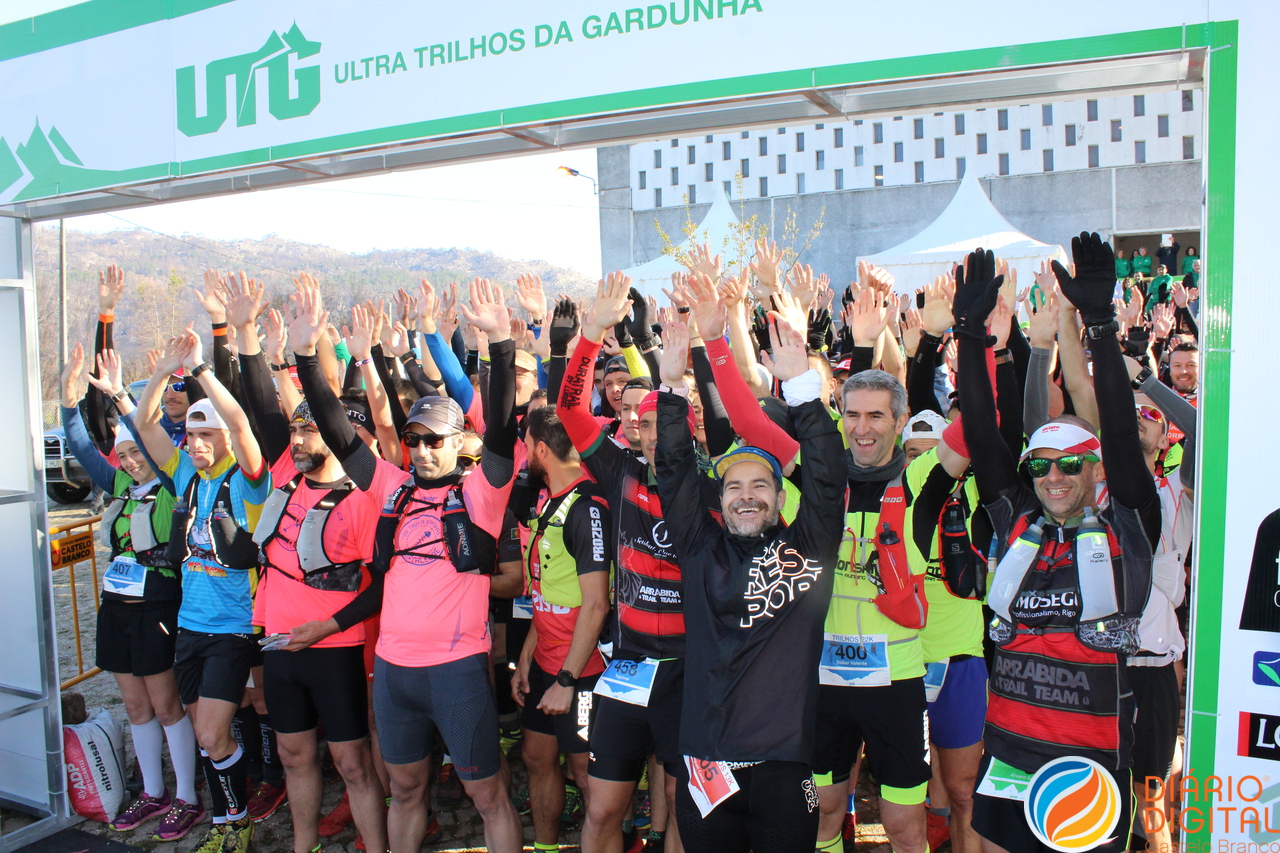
[958,234,1157,853]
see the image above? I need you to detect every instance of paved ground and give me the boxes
[8,499,896,852]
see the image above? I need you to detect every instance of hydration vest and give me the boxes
[934,477,987,600]
[167,465,260,571]
[525,489,587,609]
[100,478,172,567]
[373,480,496,576]
[253,473,363,592]
[870,475,928,629]
[614,473,685,659]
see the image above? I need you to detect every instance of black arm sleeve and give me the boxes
[370,345,407,438]
[849,345,876,377]
[995,352,1025,460]
[1088,331,1160,548]
[957,334,1019,505]
[83,316,117,452]
[1174,305,1199,339]
[343,356,360,394]
[640,346,661,382]
[331,572,384,631]
[908,334,944,416]
[546,354,568,410]
[690,344,735,457]
[400,354,440,399]
[295,353,381,491]
[239,351,290,464]
[212,326,236,396]
[1007,321,1031,400]
[483,339,518,462]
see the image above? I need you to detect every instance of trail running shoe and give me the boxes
[512,785,531,816]
[247,781,287,823]
[561,783,584,830]
[111,790,172,831]
[190,823,228,853]
[318,790,353,836]
[154,797,206,841]
[643,829,666,851]
[926,808,951,852]
[222,815,254,853]
[633,793,651,830]
[436,762,464,808]
[499,725,523,759]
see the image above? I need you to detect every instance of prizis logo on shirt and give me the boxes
[1238,712,1280,761]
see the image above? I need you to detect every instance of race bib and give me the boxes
[684,757,740,817]
[975,757,1034,802]
[819,633,890,687]
[512,595,533,620]
[103,556,146,597]
[593,658,658,707]
[924,660,949,704]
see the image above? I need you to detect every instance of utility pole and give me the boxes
[59,219,66,370]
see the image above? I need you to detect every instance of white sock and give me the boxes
[443,754,453,765]
[164,716,198,804]
[130,717,166,799]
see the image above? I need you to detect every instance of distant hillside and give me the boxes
[33,226,597,405]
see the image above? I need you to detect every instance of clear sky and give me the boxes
[67,148,605,277]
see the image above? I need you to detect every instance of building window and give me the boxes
[722,141,731,160]
[723,180,731,196]
[956,157,966,179]
[1133,95,1145,117]
[1043,149,1054,172]
[777,154,787,174]
[1158,115,1169,138]
[654,188,662,207]
[705,134,713,143]
[777,127,786,134]
[758,137,768,156]
[687,184,696,204]
[1182,90,1194,111]
[670,138,678,147]
[1087,99,1098,121]
[1020,129,1031,150]
[638,171,646,190]
[759,177,768,197]
[670,167,679,186]
[873,165,884,187]
[998,153,1009,175]
[740,158,749,178]
[796,132,805,152]
[1111,120,1122,142]
[834,169,844,190]
[741,130,749,139]
[854,146,864,167]
[914,161,925,183]
[873,122,884,144]
[955,113,965,135]
[705,163,714,182]
[1065,124,1077,146]
[893,142,903,163]
[1183,136,1195,160]
[976,133,988,154]
[1088,145,1100,168]
[816,150,826,170]
[1135,140,1146,165]
[1042,104,1053,126]
[817,122,826,129]
[796,173,806,194]
[998,109,1009,131]
[833,128,843,148]
[654,150,662,168]
[934,138,944,159]
[687,145,696,164]
[914,118,924,139]
[851,120,860,126]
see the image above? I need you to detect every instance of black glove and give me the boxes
[1123,326,1150,359]
[951,248,1003,341]
[549,297,579,358]
[807,308,833,353]
[612,319,633,349]
[1052,231,1117,326]
[915,289,926,310]
[625,287,656,350]
[842,285,855,308]
[750,304,771,356]
[837,323,852,357]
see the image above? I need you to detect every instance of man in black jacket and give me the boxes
[653,314,845,853]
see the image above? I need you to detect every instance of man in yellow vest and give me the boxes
[512,406,613,853]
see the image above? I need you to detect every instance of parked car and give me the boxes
[44,382,150,505]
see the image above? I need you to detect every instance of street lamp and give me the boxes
[558,165,598,195]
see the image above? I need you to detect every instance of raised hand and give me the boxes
[388,322,411,357]
[85,349,125,398]
[718,268,749,311]
[625,286,656,347]
[1051,232,1117,326]
[952,248,1003,340]
[1151,302,1175,340]
[458,278,511,342]
[658,315,690,388]
[179,326,204,372]
[859,260,895,300]
[61,342,86,408]
[515,274,547,323]
[749,239,783,297]
[288,276,329,355]
[787,263,819,312]
[263,309,287,364]
[920,275,955,338]
[144,347,161,376]
[394,287,418,331]
[850,287,892,347]
[224,270,265,330]
[1171,279,1189,308]
[347,303,376,362]
[418,281,440,335]
[760,314,809,381]
[901,308,924,357]
[548,296,580,356]
[1027,287,1060,349]
[661,276,700,338]
[688,272,727,340]
[194,269,228,324]
[990,295,1014,350]
[582,271,634,342]
[156,331,191,378]
[99,265,127,314]
[440,282,460,340]
[688,243,723,284]
[769,289,808,334]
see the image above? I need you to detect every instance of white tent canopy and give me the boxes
[858,171,1068,293]
[623,190,742,301]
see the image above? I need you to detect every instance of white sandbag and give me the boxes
[64,708,127,822]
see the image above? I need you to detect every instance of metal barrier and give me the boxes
[49,513,103,690]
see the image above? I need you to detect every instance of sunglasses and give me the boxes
[166,381,186,392]
[1023,453,1099,478]
[1136,405,1165,425]
[458,454,480,467]
[402,431,456,449]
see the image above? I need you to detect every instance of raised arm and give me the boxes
[459,279,518,482]
[133,334,188,472]
[59,344,117,493]
[83,265,128,450]
[182,328,263,477]
[224,271,289,464]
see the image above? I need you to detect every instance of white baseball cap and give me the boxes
[1020,421,1102,461]
[901,410,948,444]
[185,399,228,431]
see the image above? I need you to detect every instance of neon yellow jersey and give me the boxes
[906,448,985,662]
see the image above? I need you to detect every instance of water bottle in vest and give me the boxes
[442,489,491,575]
[988,521,1043,619]
[940,498,979,598]
[166,493,190,565]
[1075,511,1118,621]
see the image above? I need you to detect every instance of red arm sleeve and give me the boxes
[557,336,606,455]
[704,336,800,467]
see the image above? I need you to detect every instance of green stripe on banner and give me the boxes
[1183,18,1237,852]
[0,0,236,63]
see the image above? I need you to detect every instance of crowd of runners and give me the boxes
[60,230,1200,853]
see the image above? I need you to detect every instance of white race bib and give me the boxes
[103,556,146,597]
[593,657,658,707]
[819,633,890,687]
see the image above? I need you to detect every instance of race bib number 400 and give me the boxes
[593,658,658,707]
[684,757,740,817]
[103,556,146,597]
[819,633,890,687]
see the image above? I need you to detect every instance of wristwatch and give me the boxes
[994,349,1013,365]
[189,362,212,379]
[1131,365,1153,390]
[555,670,577,688]
[1085,320,1121,340]
[110,388,129,403]
[269,361,289,372]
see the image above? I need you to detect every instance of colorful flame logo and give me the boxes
[1023,757,1121,851]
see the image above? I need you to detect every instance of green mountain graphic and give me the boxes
[0,122,169,202]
